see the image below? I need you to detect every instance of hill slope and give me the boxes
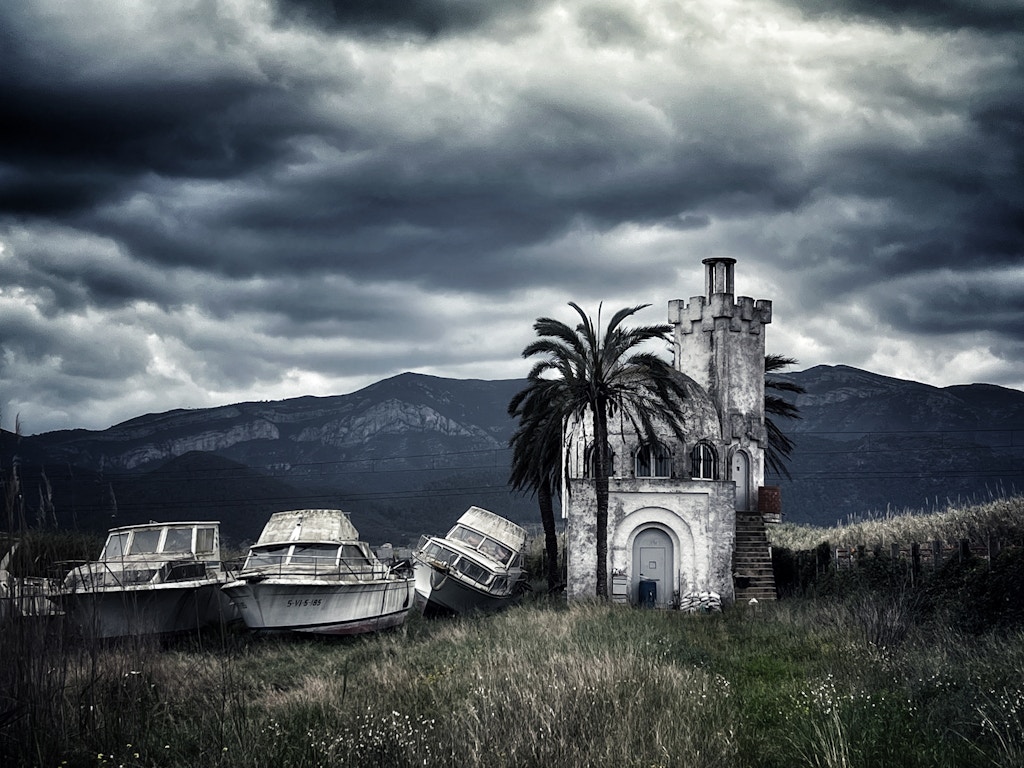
[3,367,1022,542]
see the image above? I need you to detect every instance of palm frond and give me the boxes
[763,353,805,479]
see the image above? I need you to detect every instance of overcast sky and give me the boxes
[2,0,1022,435]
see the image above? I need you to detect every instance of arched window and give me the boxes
[635,441,671,478]
[583,442,615,479]
[690,442,717,480]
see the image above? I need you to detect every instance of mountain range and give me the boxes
[2,366,1022,548]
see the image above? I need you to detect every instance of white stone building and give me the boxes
[562,258,772,606]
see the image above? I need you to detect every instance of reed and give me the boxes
[769,495,1024,551]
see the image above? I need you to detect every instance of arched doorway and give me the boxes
[731,450,750,512]
[631,528,673,607]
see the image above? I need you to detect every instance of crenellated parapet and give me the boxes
[667,295,772,335]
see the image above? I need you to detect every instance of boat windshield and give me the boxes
[128,529,161,555]
[454,557,494,586]
[480,538,512,565]
[340,544,372,568]
[448,526,513,565]
[422,542,458,566]
[163,527,194,554]
[245,546,290,571]
[291,544,339,568]
[449,525,484,548]
[101,532,130,560]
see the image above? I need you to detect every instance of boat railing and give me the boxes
[1,573,59,618]
[64,560,151,592]
[241,553,387,581]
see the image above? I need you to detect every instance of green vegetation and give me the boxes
[2,498,1023,767]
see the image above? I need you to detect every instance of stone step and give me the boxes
[733,514,777,601]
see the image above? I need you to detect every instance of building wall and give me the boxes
[565,477,735,603]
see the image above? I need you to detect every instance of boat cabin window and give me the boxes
[102,532,130,560]
[448,526,514,565]
[128,529,162,555]
[480,538,512,565]
[422,542,458,566]
[340,544,372,567]
[246,546,290,570]
[291,544,339,567]
[454,558,492,585]
[195,527,216,554]
[122,568,158,584]
[163,562,207,582]
[163,527,194,554]
[449,526,484,548]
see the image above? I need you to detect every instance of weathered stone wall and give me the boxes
[565,478,735,603]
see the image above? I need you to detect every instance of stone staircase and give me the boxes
[733,513,777,602]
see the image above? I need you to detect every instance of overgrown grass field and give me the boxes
[2,498,1023,768]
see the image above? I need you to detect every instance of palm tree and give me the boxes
[515,302,691,598]
[764,353,805,479]
[508,377,566,593]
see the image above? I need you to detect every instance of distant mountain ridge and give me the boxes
[2,367,1022,545]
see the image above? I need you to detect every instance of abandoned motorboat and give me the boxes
[51,521,237,639]
[221,509,415,635]
[412,506,528,615]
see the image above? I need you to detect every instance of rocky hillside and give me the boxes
[767,365,1024,524]
[2,367,1022,545]
[1,374,531,547]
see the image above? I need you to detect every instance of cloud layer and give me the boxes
[2,0,1022,433]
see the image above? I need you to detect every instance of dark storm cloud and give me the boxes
[1,0,1023,433]
[0,227,175,313]
[274,0,545,36]
[781,0,1024,31]
[0,4,330,218]
[79,73,808,294]
[0,75,320,216]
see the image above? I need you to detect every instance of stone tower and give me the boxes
[667,257,772,511]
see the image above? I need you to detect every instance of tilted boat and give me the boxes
[52,521,237,639]
[221,509,414,635]
[412,506,528,615]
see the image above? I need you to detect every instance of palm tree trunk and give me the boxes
[537,478,560,592]
[594,404,610,599]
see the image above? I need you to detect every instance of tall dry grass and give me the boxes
[769,495,1024,551]
[3,495,1024,767]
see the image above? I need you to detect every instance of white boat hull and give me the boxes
[54,580,232,639]
[223,578,415,635]
[413,560,516,615]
